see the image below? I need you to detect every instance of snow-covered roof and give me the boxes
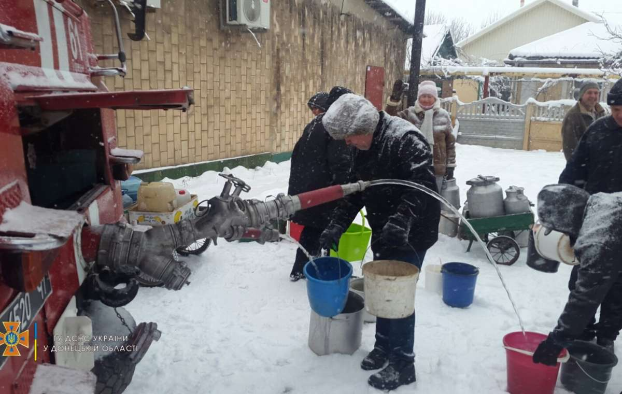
[363,0,413,34]
[457,0,599,48]
[405,25,453,69]
[508,22,621,60]
[422,24,449,66]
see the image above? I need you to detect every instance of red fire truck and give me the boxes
[0,0,194,392]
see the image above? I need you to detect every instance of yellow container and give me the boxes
[136,182,177,212]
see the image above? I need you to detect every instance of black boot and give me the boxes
[361,348,389,371]
[368,358,416,391]
[597,337,615,353]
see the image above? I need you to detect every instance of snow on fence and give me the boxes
[442,97,575,151]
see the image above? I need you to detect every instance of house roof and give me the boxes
[508,22,621,60]
[363,0,413,34]
[456,0,599,48]
[421,24,449,66]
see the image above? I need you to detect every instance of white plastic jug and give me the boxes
[175,189,192,207]
[425,265,443,295]
[136,182,177,212]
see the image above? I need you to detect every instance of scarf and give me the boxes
[413,100,441,146]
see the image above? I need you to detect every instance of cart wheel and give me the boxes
[487,235,520,266]
[177,238,211,256]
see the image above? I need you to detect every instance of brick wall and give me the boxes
[79,0,407,170]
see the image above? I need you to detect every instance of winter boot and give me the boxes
[367,358,416,391]
[289,272,305,282]
[361,348,389,371]
[597,337,615,353]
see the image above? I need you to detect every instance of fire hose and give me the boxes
[83,174,370,300]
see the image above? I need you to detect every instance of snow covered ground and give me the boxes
[125,144,621,394]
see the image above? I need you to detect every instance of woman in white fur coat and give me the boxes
[386,80,457,192]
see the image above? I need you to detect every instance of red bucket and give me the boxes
[289,222,304,242]
[503,332,568,394]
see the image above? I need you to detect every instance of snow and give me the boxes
[0,201,84,238]
[322,94,379,139]
[110,148,144,160]
[423,65,613,78]
[124,144,622,394]
[509,22,621,60]
[29,364,97,394]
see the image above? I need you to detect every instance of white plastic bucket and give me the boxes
[533,223,577,265]
[425,265,443,295]
[362,260,420,319]
[349,278,376,323]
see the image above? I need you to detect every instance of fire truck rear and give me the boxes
[0,1,193,393]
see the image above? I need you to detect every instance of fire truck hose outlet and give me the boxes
[95,223,194,290]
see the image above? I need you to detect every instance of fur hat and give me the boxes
[537,184,590,240]
[322,94,379,140]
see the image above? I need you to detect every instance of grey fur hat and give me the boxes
[322,94,380,140]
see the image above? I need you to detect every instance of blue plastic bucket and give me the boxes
[304,257,353,318]
[442,262,479,308]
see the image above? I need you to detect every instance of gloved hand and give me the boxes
[532,334,566,366]
[320,224,345,252]
[445,167,455,180]
[381,213,411,248]
[390,80,406,101]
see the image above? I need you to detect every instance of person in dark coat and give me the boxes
[287,88,353,281]
[556,78,622,349]
[319,94,440,391]
[561,81,606,161]
[532,184,622,365]
[307,92,328,116]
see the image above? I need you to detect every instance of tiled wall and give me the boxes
[80,0,407,170]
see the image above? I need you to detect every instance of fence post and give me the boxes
[522,103,535,151]
[451,100,458,127]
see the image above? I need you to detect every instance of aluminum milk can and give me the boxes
[441,178,461,210]
[465,175,504,218]
[504,186,531,214]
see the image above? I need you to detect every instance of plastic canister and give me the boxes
[175,189,192,207]
[136,182,177,212]
[120,176,142,202]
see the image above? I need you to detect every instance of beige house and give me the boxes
[76,0,410,174]
[457,0,598,64]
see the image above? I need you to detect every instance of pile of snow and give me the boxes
[125,144,621,394]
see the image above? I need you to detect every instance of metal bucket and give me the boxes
[349,278,376,323]
[439,211,459,237]
[308,291,364,356]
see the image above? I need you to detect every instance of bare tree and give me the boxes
[424,11,447,26]
[450,18,474,43]
[600,16,622,69]
[480,11,503,29]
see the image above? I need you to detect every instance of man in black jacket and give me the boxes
[556,78,622,350]
[320,94,440,391]
[533,184,622,365]
[287,88,353,281]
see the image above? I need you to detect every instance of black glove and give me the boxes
[390,80,406,101]
[445,167,455,180]
[381,213,411,248]
[532,334,566,366]
[320,224,345,252]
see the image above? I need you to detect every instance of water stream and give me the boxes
[368,179,526,334]
[279,234,320,275]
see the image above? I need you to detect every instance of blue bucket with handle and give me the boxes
[442,262,479,308]
[304,257,352,318]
